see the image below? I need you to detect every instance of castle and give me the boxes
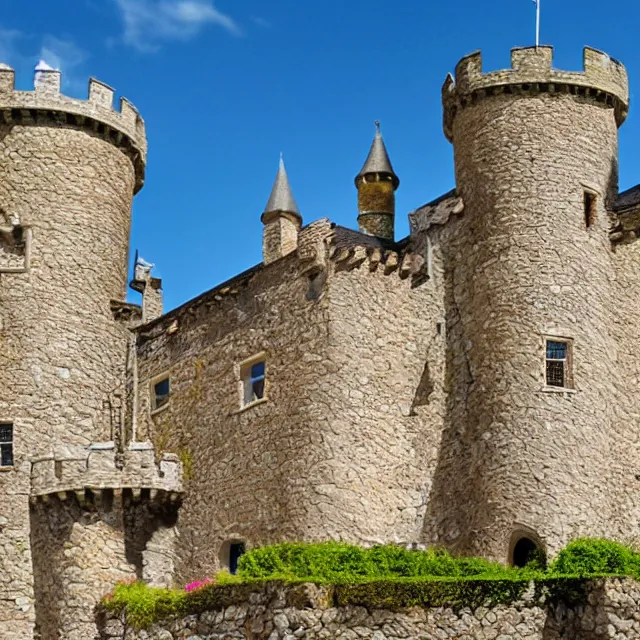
[0,43,639,639]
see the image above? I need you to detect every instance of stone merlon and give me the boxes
[442,46,629,139]
[0,65,147,191]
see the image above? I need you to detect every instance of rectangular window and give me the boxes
[584,191,597,229]
[151,376,170,412]
[241,359,266,407]
[0,424,13,467]
[545,340,572,388]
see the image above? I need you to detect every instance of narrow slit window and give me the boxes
[241,359,266,407]
[545,340,572,388]
[584,191,597,229]
[152,377,170,412]
[0,424,13,467]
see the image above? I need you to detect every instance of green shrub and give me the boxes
[102,538,640,629]
[237,542,517,582]
[550,538,640,577]
[104,581,186,629]
[238,542,377,581]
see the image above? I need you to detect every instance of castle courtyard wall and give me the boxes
[98,578,640,640]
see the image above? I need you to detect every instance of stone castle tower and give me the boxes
[0,66,182,640]
[432,46,631,561]
[2,43,640,639]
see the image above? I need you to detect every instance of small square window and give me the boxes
[151,376,170,412]
[545,340,573,388]
[241,359,266,407]
[0,424,13,467]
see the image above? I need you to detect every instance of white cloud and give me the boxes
[0,27,24,67]
[39,35,88,73]
[0,28,87,90]
[115,0,240,51]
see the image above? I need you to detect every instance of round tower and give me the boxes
[355,121,399,241]
[0,66,146,451]
[436,46,629,561]
[0,64,146,634]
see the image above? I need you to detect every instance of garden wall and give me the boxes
[98,577,640,639]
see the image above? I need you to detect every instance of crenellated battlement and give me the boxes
[0,66,147,191]
[442,46,629,140]
[30,442,182,504]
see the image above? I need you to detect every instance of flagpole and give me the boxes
[536,0,541,48]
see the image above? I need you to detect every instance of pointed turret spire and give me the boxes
[355,121,400,189]
[261,155,302,265]
[263,154,301,219]
[355,122,399,241]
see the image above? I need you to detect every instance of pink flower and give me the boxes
[185,578,212,592]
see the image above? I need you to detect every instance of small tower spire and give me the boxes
[355,121,399,240]
[263,155,301,219]
[261,155,302,265]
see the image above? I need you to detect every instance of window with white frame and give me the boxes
[0,424,13,467]
[240,358,266,407]
[545,339,573,388]
[151,375,170,412]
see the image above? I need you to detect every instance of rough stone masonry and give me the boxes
[1,42,640,639]
[98,578,640,640]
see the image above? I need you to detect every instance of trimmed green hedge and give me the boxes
[103,538,640,630]
[236,542,519,582]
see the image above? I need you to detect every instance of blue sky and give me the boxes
[1,0,639,310]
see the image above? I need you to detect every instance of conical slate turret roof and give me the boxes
[263,155,301,218]
[355,121,400,189]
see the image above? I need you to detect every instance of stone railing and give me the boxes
[30,442,182,504]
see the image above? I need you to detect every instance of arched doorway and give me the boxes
[509,531,546,569]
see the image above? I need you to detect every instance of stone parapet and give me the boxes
[30,442,183,503]
[0,66,146,190]
[443,46,629,139]
[97,578,640,640]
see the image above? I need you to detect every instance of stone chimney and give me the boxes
[261,156,302,265]
[130,256,163,323]
[355,121,399,241]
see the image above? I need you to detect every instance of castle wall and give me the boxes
[98,578,640,640]
[135,223,443,582]
[607,240,640,540]
[431,89,624,560]
[320,247,444,544]
[136,251,334,584]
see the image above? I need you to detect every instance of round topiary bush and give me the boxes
[550,538,639,576]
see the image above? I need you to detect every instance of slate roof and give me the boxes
[355,122,400,189]
[614,184,640,212]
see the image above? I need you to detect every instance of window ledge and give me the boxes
[0,466,14,472]
[150,403,170,417]
[540,386,577,394]
[233,397,268,415]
